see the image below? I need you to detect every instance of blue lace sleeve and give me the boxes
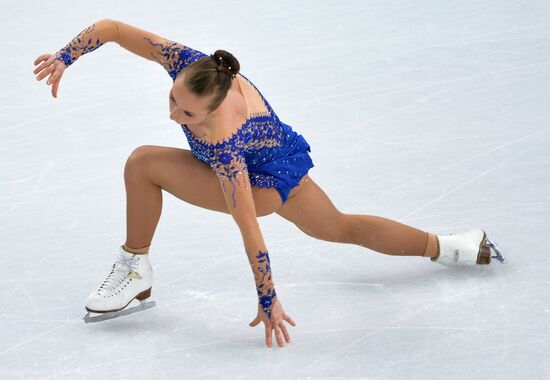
[253,250,277,319]
[210,144,249,209]
[53,19,207,79]
[211,144,278,319]
[54,21,108,67]
[142,37,207,81]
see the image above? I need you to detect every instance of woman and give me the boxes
[33,19,504,348]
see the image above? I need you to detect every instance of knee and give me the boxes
[326,212,350,243]
[124,145,156,180]
[306,212,349,243]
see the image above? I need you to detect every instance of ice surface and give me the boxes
[1,0,549,379]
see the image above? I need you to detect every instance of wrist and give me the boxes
[257,288,277,318]
[55,49,73,67]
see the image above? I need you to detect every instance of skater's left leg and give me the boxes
[277,175,438,257]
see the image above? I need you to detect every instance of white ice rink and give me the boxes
[1,0,549,379]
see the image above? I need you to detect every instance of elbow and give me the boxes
[100,18,120,44]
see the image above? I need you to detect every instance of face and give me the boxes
[168,77,215,126]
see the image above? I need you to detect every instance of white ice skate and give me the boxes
[431,229,506,267]
[83,245,155,323]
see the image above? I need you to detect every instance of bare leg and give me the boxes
[123,153,163,254]
[121,145,285,254]
[277,175,438,257]
[341,214,438,257]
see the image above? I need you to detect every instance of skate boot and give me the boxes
[431,229,506,267]
[83,245,155,323]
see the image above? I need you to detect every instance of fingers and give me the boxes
[283,313,296,326]
[273,324,284,347]
[32,54,62,98]
[52,78,60,98]
[254,302,297,348]
[34,55,60,84]
[47,69,60,85]
[264,320,293,348]
[33,59,52,75]
[279,323,291,344]
[33,53,50,66]
[36,65,55,81]
[249,315,261,327]
[265,324,273,348]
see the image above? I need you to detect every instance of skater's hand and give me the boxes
[33,53,66,98]
[248,298,296,348]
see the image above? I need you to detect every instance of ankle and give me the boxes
[423,233,439,258]
[123,243,151,255]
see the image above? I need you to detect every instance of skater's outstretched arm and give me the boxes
[33,19,207,97]
[212,151,295,347]
[53,19,205,78]
[213,154,276,315]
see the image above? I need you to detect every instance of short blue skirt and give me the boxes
[247,125,315,204]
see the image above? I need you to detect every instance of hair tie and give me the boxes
[211,53,236,79]
[210,53,223,62]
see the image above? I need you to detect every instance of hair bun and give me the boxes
[211,50,240,77]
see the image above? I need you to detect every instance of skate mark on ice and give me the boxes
[399,143,534,221]
[295,325,485,336]
[3,279,41,316]
[403,201,550,222]
[278,281,384,289]
[0,324,64,357]
[163,254,239,286]
[0,203,21,219]
[331,86,452,138]
[293,302,435,377]
[69,336,265,369]
[0,160,52,199]
[0,91,151,133]
[364,127,550,210]
[293,258,547,376]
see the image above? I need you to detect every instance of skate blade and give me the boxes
[486,238,506,264]
[83,300,156,323]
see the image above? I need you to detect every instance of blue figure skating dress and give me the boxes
[164,46,315,204]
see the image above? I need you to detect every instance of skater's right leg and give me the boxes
[123,145,284,252]
[123,146,164,254]
[87,146,321,316]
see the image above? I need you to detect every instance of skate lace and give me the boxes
[97,252,139,294]
[486,239,506,263]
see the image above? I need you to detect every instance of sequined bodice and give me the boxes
[180,73,297,177]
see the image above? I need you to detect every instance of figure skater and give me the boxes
[33,19,505,348]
